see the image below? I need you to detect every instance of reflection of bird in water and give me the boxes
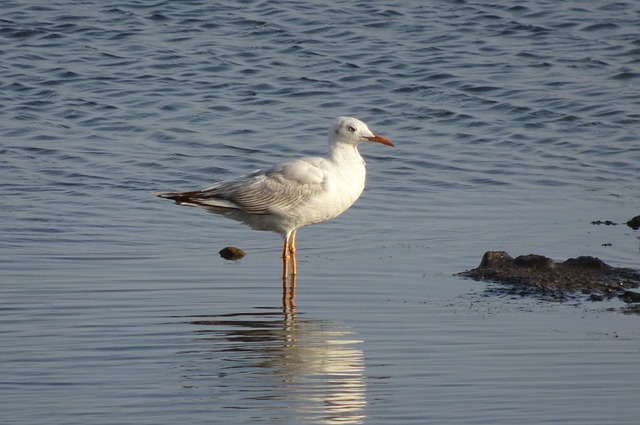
[180,307,367,424]
[156,117,393,301]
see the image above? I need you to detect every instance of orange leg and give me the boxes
[289,230,297,277]
[282,237,290,281]
[288,230,297,304]
[281,231,298,307]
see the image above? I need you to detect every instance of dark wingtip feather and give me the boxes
[155,191,198,204]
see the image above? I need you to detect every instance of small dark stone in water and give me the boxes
[627,215,640,230]
[219,246,246,260]
[591,220,617,226]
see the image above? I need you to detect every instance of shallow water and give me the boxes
[2,1,640,424]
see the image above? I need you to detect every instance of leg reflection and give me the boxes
[282,273,296,310]
[181,303,367,424]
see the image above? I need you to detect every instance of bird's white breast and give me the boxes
[287,152,366,228]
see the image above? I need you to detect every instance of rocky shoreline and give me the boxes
[458,251,640,313]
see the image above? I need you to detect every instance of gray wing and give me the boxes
[156,158,327,215]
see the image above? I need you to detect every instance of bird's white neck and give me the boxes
[329,142,365,166]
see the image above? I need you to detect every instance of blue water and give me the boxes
[2,1,640,424]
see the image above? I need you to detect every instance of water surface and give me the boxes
[2,1,640,424]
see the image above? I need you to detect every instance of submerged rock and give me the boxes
[219,246,246,260]
[593,215,640,230]
[458,251,640,304]
[627,215,640,230]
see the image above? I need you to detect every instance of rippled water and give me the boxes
[2,1,640,424]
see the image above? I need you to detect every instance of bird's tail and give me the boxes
[155,191,201,205]
[155,190,238,210]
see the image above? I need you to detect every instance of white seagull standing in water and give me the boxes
[155,116,394,286]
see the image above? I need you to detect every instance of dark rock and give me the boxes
[620,290,640,304]
[513,254,555,269]
[591,220,617,226]
[219,246,246,260]
[562,256,608,270]
[589,293,605,302]
[479,250,513,268]
[458,251,640,305]
[627,215,640,230]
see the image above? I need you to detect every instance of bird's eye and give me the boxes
[347,125,356,133]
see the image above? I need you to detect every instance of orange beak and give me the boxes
[365,134,395,147]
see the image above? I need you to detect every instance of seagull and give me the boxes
[155,116,394,281]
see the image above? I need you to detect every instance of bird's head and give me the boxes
[330,116,394,147]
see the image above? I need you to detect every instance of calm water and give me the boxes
[2,1,640,424]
